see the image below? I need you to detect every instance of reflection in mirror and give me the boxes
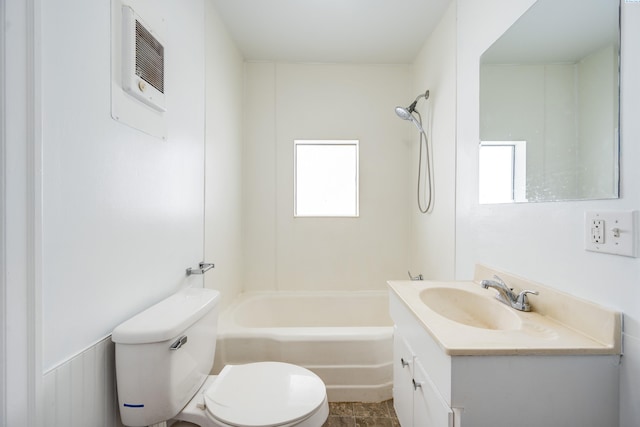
[479,0,620,203]
[479,141,527,204]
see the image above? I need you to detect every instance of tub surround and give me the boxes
[388,264,622,356]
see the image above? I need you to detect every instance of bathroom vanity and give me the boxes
[388,265,622,427]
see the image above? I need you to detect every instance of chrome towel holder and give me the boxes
[186,262,215,276]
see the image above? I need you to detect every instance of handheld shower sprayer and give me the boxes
[395,89,433,213]
[395,90,429,133]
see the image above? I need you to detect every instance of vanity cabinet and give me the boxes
[392,311,457,427]
[389,289,620,427]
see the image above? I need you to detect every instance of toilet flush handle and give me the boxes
[170,335,188,350]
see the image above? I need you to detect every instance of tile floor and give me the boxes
[322,400,400,427]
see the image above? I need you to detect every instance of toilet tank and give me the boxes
[112,287,220,427]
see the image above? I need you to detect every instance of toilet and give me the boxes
[112,287,329,427]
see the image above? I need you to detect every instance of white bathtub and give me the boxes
[213,290,394,402]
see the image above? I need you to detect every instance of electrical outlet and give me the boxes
[585,211,638,257]
[591,219,604,244]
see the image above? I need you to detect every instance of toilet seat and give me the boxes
[203,362,327,427]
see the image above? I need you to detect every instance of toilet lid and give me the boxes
[204,362,326,427]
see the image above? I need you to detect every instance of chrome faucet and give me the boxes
[480,275,539,312]
[408,270,423,281]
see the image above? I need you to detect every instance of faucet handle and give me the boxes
[519,289,539,298]
[515,290,539,311]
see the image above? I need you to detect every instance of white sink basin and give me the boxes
[419,287,522,330]
[388,271,622,355]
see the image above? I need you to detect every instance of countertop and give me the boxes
[388,266,622,356]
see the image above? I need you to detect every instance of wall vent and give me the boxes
[122,6,166,112]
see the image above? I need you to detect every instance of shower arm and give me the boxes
[409,90,429,113]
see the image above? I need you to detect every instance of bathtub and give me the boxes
[213,290,394,402]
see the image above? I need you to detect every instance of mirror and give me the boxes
[479,0,620,203]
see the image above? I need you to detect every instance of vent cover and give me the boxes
[122,6,166,112]
[135,20,164,94]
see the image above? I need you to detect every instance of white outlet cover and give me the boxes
[585,211,638,257]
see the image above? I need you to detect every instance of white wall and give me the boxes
[455,1,640,425]
[409,1,458,280]
[42,337,123,427]
[40,0,207,372]
[243,62,412,292]
[36,1,244,425]
[203,1,245,309]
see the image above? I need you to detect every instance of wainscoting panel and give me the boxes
[43,336,123,427]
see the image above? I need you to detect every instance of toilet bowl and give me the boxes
[112,287,329,427]
[173,363,329,427]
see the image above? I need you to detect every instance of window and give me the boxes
[479,141,527,203]
[294,140,359,217]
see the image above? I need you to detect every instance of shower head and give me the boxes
[395,90,429,133]
[395,106,414,121]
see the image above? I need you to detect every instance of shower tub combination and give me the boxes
[214,290,394,402]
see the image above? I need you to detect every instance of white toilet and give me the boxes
[112,287,329,427]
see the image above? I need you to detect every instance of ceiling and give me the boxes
[209,0,452,64]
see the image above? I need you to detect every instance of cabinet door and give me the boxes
[413,359,454,427]
[393,331,414,427]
